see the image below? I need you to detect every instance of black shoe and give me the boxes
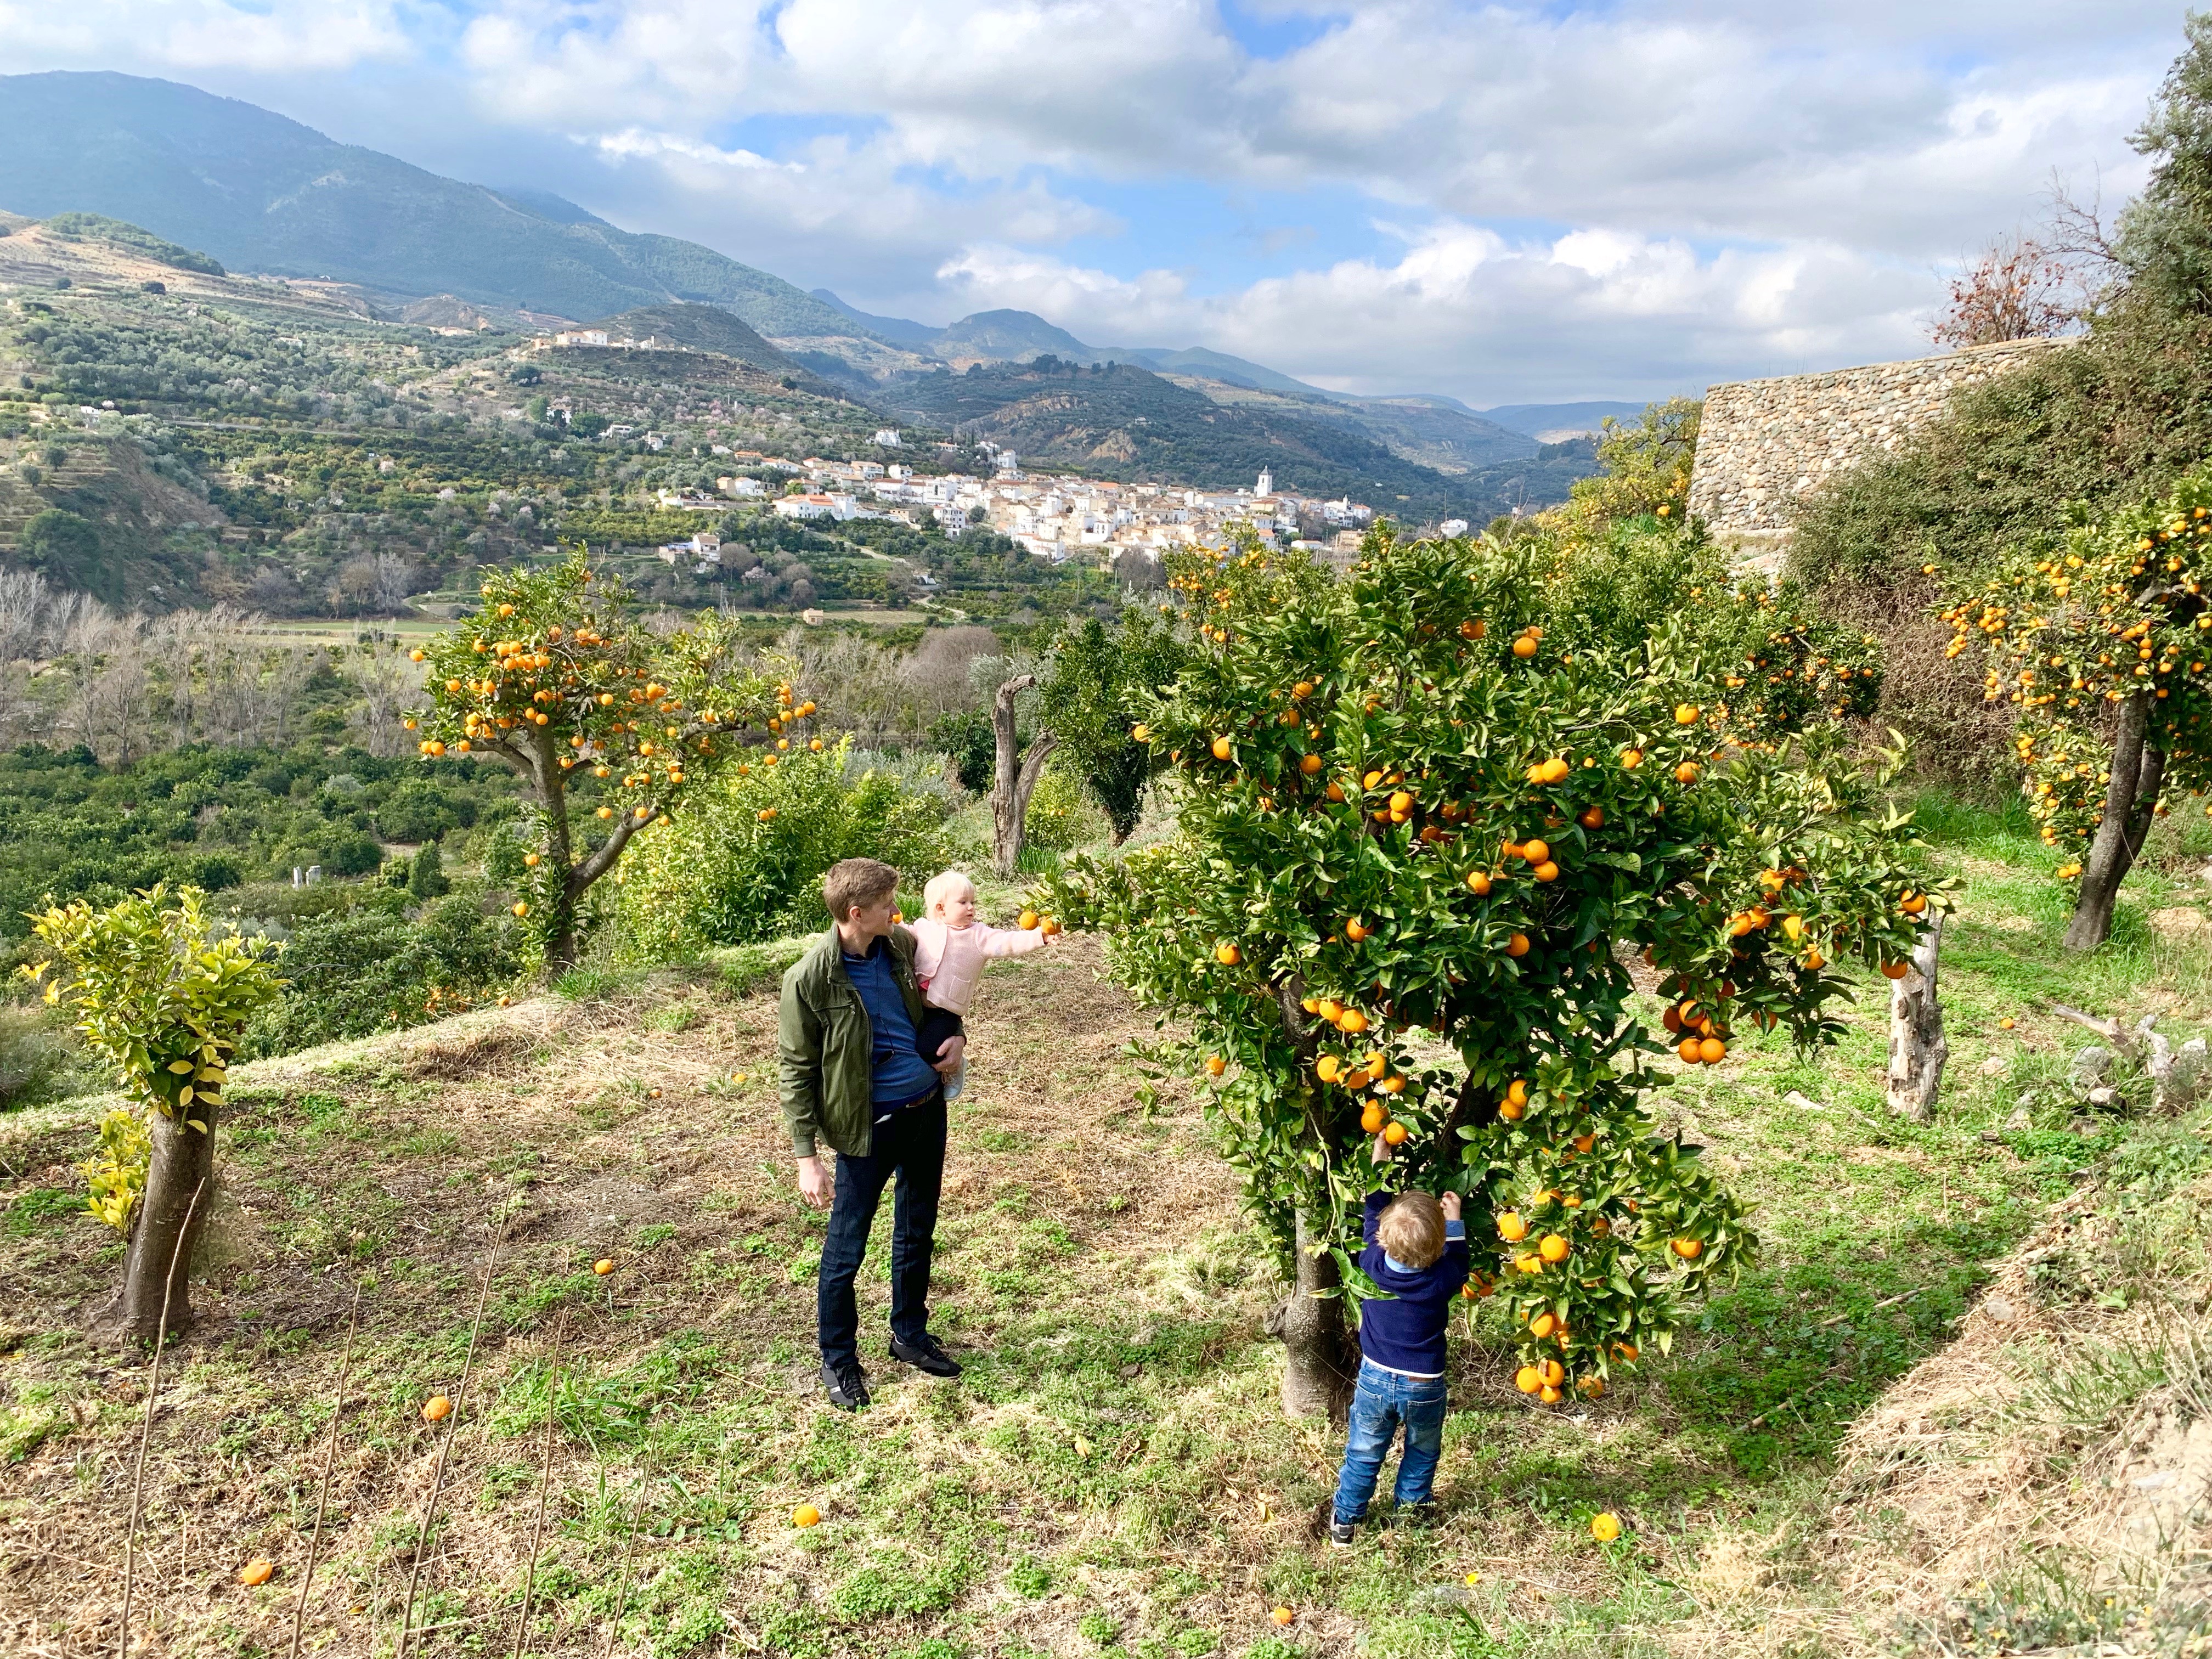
[822,1361,870,1412]
[1327,1520,1357,1549]
[888,1332,963,1377]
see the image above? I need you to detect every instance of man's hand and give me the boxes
[932,1033,967,1075]
[795,1155,832,1209]
[1440,1190,1463,1222]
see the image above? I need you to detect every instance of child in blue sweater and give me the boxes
[1329,1141,1468,1545]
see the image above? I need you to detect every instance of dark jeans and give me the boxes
[1332,1358,1448,1523]
[817,1091,946,1369]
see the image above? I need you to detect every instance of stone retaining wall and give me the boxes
[1688,335,2074,568]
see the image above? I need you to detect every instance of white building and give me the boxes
[872,428,902,447]
[1440,518,1470,537]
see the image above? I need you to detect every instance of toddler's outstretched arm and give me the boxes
[974,921,1048,958]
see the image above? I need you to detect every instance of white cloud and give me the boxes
[0,1,413,73]
[935,224,1936,404]
[0,0,2191,397]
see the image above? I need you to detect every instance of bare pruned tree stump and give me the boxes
[1887,914,1949,1121]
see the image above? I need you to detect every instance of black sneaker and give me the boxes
[888,1332,963,1377]
[1327,1520,1358,1549]
[822,1360,871,1412]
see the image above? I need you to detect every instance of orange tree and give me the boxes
[406,555,800,967]
[1036,528,1943,1415]
[1944,464,2212,949]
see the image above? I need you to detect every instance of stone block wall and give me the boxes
[1688,335,2074,569]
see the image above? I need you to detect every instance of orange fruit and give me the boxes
[1211,736,1233,760]
[1515,1364,1542,1393]
[1573,1132,1596,1153]
[1676,1036,1701,1063]
[1360,1104,1385,1133]
[1205,1056,1226,1077]
[1344,918,1369,942]
[1497,1211,1528,1242]
[1674,761,1700,784]
[239,1558,275,1586]
[1999,1017,2016,1030]
[1505,933,1530,957]
[1040,917,1062,937]
[1541,1359,1564,1386]
[1578,805,1604,830]
[1662,1005,1684,1034]
[1271,1606,1295,1627]
[793,1504,822,1528]
[1539,1234,1570,1264]
[1671,1238,1703,1260]
[1674,703,1700,725]
[1512,635,1538,658]
[1466,870,1492,895]
[1019,909,1039,929]
[1539,1384,1562,1404]
[1698,1037,1726,1064]
[1317,1056,1344,1082]
[593,1258,614,1275]
[1621,747,1644,768]
[422,1396,452,1422]
[1880,960,1911,980]
[1505,1079,1529,1107]
[1534,861,1560,882]
[1342,1069,1372,1091]
[1339,1009,1369,1035]
[1300,753,1323,775]
[1592,1511,1622,1542]
[1521,837,1550,864]
[1499,1099,1523,1121]
[1381,1121,1409,1147]
[1530,1312,1557,1339]
[1215,942,1241,966]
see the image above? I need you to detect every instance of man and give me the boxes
[780,857,966,1411]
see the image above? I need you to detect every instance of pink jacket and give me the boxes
[907,917,1043,1015]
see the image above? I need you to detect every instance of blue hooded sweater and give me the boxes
[1355,1189,1470,1376]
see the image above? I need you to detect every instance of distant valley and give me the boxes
[0,69,1660,521]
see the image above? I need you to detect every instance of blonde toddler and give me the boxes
[906,870,1048,1099]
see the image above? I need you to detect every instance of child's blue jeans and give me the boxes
[1332,1358,1447,1524]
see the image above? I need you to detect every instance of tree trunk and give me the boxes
[989,674,1058,878]
[108,1104,216,1347]
[1886,913,1949,1122]
[1280,1205,1351,1418]
[2066,692,2164,951]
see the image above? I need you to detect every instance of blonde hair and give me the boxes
[922,869,976,918]
[1378,1192,1446,1270]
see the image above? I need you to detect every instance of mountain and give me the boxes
[930,309,1102,365]
[583,302,813,379]
[879,355,1579,520]
[809,289,943,350]
[1479,400,1648,440]
[0,71,880,343]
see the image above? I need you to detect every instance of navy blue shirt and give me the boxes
[1355,1190,1470,1377]
[842,940,940,1110]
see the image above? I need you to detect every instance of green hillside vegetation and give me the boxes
[1171,375,1543,472]
[42,212,224,276]
[884,355,1545,520]
[0,240,1119,620]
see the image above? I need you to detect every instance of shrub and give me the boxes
[1022,759,1104,856]
[0,1003,89,1111]
[612,741,952,960]
[238,895,522,1056]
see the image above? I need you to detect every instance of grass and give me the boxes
[0,797,2207,1656]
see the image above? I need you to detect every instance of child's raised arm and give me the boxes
[973,921,1048,958]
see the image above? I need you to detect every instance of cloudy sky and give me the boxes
[0,1,2192,404]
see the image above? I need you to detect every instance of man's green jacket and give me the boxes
[777,926,931,1160]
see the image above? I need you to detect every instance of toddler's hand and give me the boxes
[1440,1190,1463,1221]
[1370,1131,1392,1165]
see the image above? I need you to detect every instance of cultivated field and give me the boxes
[2,802,2208,1658]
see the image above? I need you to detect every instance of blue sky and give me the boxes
[0,1,2191,404]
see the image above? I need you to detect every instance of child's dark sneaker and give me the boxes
[1328,1520,1358,1548]
[822,1360,871,1412]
